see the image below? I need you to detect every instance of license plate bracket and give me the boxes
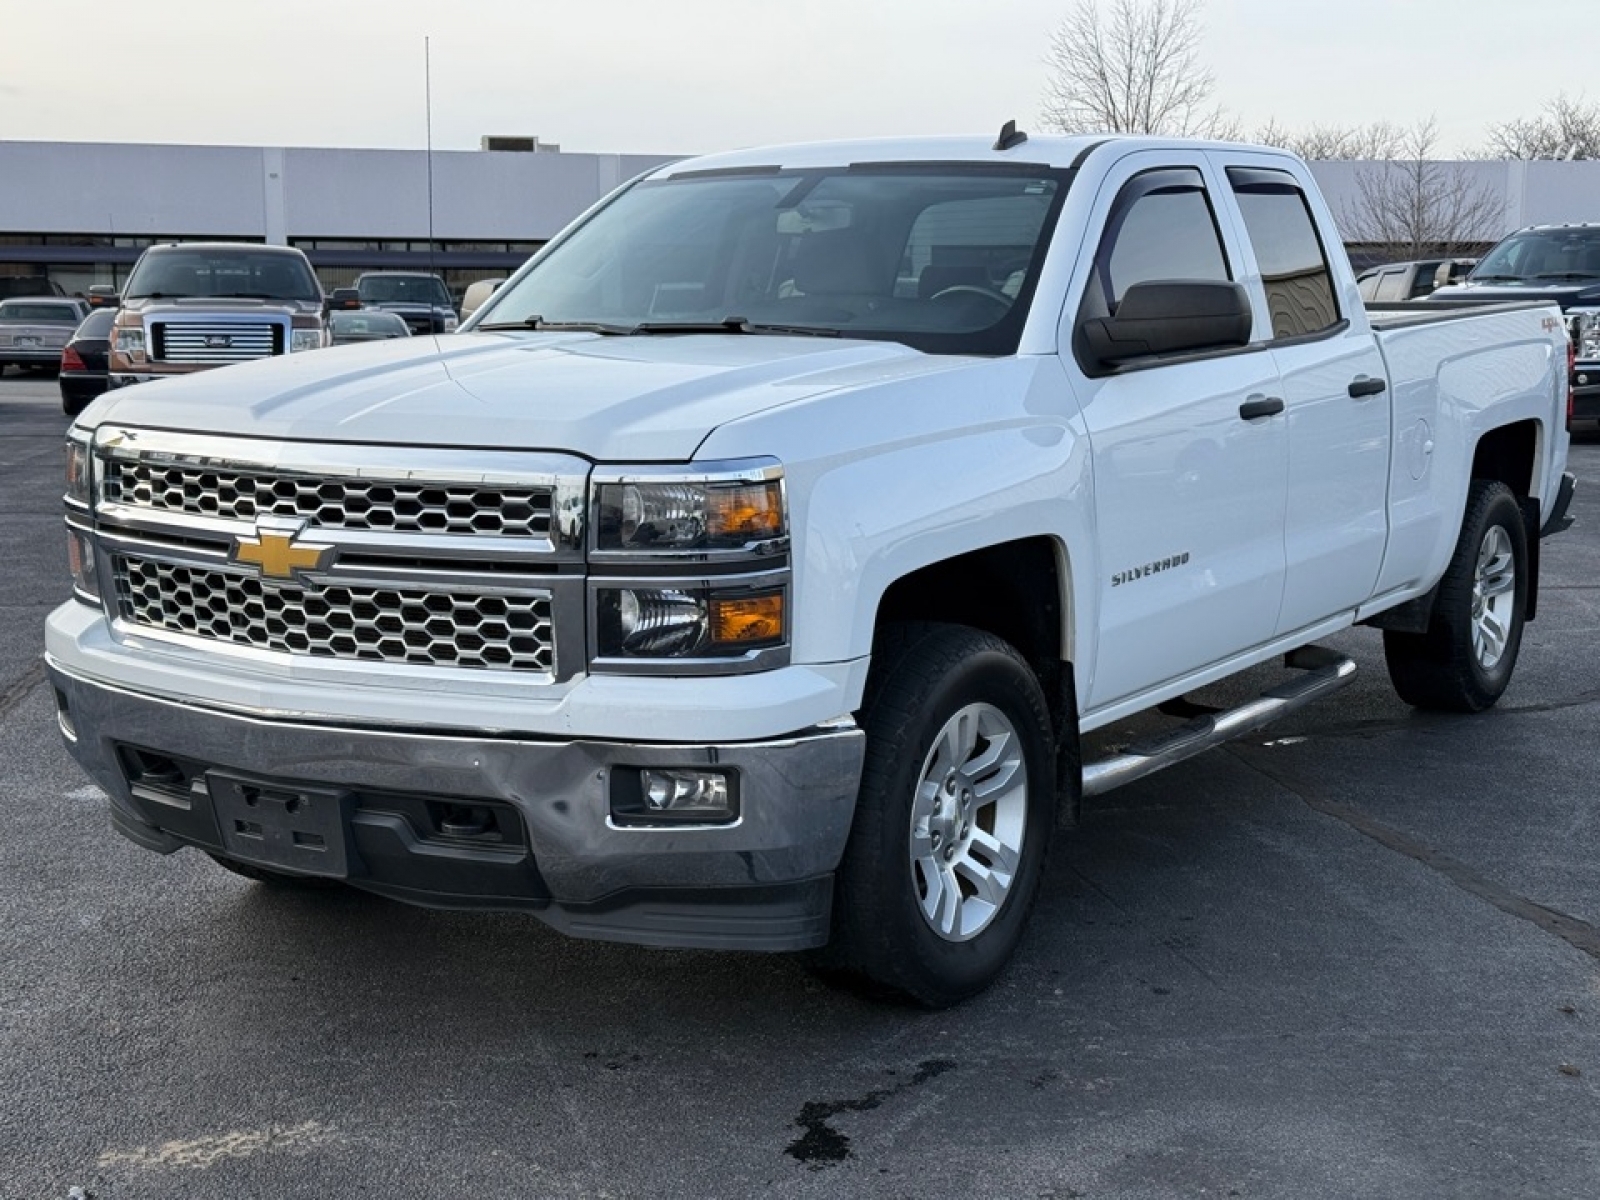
[208,772,352,877]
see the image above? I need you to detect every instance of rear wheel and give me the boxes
[1384,480,1528,712]
[820,623,1056,1008]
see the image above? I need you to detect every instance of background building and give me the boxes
[0,139,677,303]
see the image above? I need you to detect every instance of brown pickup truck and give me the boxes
[107,242,330,387]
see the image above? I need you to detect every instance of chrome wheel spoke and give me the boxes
[1470,524,1516,670]
[908,701,1031,943]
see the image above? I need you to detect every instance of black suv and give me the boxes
[353,272,459,336]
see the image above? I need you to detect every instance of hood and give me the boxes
[82,329,971,460]
[1428,279,1600,310]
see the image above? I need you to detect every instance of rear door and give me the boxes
[1216,157,1391,635]
[1064,151,1290,710]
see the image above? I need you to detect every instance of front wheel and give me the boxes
[821,623,1057,1008]
[1384,479,1528,712]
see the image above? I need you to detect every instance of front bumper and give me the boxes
[47,660,865,951]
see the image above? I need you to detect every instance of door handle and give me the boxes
[1348,376,1387,398]
[1238,395,1285,420]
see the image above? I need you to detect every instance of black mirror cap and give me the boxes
[1082,280,1253,371]
[87,286,120,309]
[328,287,362,311]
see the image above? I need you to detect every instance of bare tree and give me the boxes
[1483,93,1600,160]
[1040,0,1237,137]
[1254,120,1404,162]
[1339,118,1504,261]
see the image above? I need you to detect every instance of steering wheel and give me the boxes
[930,284,1012,313]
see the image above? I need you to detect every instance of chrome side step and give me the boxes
[1080,646,1356,798]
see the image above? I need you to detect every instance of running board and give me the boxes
[1081,646,1356,797]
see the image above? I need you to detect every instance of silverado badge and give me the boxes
[232,522,334,580]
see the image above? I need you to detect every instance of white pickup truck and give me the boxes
[48,131,1577,1007]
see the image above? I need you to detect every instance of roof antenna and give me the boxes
[994,119,1028,152]
[425,36,437,282]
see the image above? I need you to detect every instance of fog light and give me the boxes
[611,767,739,825]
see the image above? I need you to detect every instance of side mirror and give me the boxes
[1081,280,1252,370]
[87,286,120,309]
[328,287,362,311]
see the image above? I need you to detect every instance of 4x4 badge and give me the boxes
[232,523,334,580]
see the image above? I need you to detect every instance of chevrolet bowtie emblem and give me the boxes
[232,526,334,580]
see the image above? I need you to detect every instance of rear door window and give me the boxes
[1226,167,1341,339]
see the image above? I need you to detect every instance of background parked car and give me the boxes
[1357,258,1477,302]
[0,297,89,376]
[0,276,67,301]
[460,277,505,322]
[328,309,412,345]
[354,271,459,335]
[59,307,117,415]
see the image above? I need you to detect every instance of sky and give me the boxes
[0,0,1586,158]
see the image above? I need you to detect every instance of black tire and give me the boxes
[818,622,1057,1008]
[205,851,342,889]
[1384,479,1528,712]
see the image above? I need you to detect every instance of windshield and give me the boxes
[125,249,322,302]
[476,164,1071,355]
[359,275,452,307]
[1471,229,1600,282]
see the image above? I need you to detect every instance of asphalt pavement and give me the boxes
[1,371,1597,1199]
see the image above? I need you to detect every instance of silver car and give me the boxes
[0,297,90,375]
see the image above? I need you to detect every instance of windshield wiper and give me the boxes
[217,291,289,299]
[135,292,193,300]
[475,315,632,335]
[1533,272,1600,281]
[1467,274,1524,283]
[629,316,841,338]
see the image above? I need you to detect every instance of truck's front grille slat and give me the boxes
[152,322,282,363]
[113,557,555,673]
[105,461,553,538]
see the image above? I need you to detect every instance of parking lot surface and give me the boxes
[2,373,1597,1199]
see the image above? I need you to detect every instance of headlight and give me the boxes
[65,436,92,506]
[593,465,786,554]
[595,585,785,660]
[291,329,324,352]
[113,325,145,362]
[1572,310,1600,360]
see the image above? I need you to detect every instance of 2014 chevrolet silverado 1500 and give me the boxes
[48,131,1577,1006]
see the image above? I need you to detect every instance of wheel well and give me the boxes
[876,538,1064,674]
[1469,418,1542,621]
[1470,420,1536,498]
[874,538,1080,819]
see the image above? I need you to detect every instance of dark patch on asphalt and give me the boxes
[1232,746,1600,963]
[785,1058,956,1168]
[0,656,45,720]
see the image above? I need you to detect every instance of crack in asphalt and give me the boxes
[1252,686,1600,744]
[1230,746,1600,963]
[0,657,46,721]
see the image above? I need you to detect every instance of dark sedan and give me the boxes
[59,307,117,416]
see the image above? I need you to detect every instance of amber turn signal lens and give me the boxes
[708,482,784,542]
[709,592,784,645]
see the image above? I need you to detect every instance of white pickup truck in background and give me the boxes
[48,130,1576,1007]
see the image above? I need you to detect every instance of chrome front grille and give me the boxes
[105,461,553,537]
[114,557,555,672]
[153,321,281,363]
[88,428,588,681]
